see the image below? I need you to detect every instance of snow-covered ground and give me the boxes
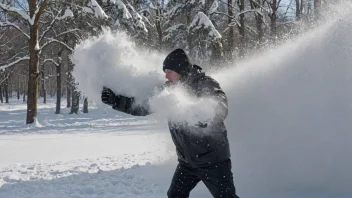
[0,99,177,197]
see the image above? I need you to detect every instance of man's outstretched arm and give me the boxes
[101,87,150,116]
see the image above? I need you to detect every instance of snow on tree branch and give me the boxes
[0,1,49,25]
[43,59,59,67]
[189,12,221,40]
[165,4,183,19]
[164,24,186,41]
[0,3,31,23]
[236,9,264,18]
[84,0,108,19]
[209,0,219,15]
[39,9,75,42]
[41,38,73,52]
[57,8,74,20]
[125,3,148,33]
[249,0,271,13]
[0,56,29,71]
[0,21,30,39]
[56,29,81,38]
[116,0,132,20]
[39,11,62,42]
[165,0,204,19]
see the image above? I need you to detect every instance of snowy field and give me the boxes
[0,99,179,198]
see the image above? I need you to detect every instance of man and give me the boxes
[101,49,240,198]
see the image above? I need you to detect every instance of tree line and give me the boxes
[0,0,337,124]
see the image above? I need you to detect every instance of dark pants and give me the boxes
[167,159,240,198]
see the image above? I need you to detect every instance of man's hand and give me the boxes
[101,87,116,106]
[196,122,208,128]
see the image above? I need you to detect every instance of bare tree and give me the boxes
[314,0,321,20]
[250,0,265,44]
[83,97,88,113]
[26,0,50,123]
[265,0,282,42]
[150,0,164,51]
[227,0,235,59]
[295,0,301,20]
[238,0,245,56]
[70,86,79,114]
[0,80,2,103]
[2,69,9,103]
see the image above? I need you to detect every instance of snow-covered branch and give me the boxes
[249,0,271,13]
[0,68,13,85]
[212,11,241,27]
[0,3,31,23]
[33,0,50,25]
[84,0,108,19]
[41,38,73,52]
[56,29,81,38]
[125,3,148,33]
[43,59,59,67]
[39,9,75,42]
[115,0,132,19]
[0,21,30,39]
[163,24,186,41]
[0,56,29,70]
[245,25,258,35]
[208,0,219,15]
[189,12,221,40]
[165,4,183,19]
[39,11,62,42]
[57,8,74,20]
[236,9,264,18]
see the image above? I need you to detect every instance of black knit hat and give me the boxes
[163,48,192,75]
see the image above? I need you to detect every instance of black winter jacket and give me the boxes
[112,66,231,168]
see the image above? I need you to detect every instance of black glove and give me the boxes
[101,87,116,106]
[196,122,208,128]
[101,87,135,113]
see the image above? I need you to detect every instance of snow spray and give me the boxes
[72,2,352,197]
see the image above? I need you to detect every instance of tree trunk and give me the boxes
[55,64,61,114]
[23,90,26,102]
[295,0,301,20]
[210,41,223,66]
[42,76,46,104]
[186,12,193,57]
[155,4,163,51]
[17,76,20,100]
[314,0,321,20]
[66,62,73,108]
[66,85,71,108]
[27,26,40,123]
[250,0,264,45]
[269,0,278,42]
[26,0,49,124]
[227,0,234,60]
[9,75,12,98]
[0,84,3,103]
[70,87,80,114]
[238,0,245,57]
[41,64,46,103]
[161,0,165,9]
[4,74,9,103]
[55,49,64,114]
[83,97,88,113]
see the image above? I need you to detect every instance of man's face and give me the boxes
[165,69,181,82]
